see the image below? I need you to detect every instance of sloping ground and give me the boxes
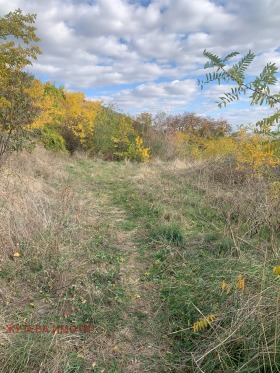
[0,148,168,372]
[0,148,279,372]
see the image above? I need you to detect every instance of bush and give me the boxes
[60,126,82,155]
[40,125,66,152]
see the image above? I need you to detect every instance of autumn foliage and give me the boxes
[1,9,279,169]
[29,84,150,161]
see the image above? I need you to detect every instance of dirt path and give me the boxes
[108,208,166,372]
[0,157,169,373]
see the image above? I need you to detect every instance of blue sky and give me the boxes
[1,0,280,128]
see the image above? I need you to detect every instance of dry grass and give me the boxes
[0,147,168,372]
[1,148,280,372]
[108,155,280,372]
[185,157,280,259]
[0,147,111,371]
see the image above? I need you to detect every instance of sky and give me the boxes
[1,0,280,128]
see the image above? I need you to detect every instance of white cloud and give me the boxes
[1,0,280,126]
[94,79,198,113]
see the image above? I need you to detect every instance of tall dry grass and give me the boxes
[0,147,89,371]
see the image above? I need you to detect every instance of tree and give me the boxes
[0,9,41,72]
[133,112,153,134]
[152,111,231,137]
[198,50,280,133]
[0,9,42,160]
[0,71,40,157]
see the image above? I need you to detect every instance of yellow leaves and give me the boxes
[12,252,21,258]
[28,80,102,148]
[193,314,215,333]
[237,131,280,172]
[4,72,150,160]
[0,96,10,110]
[221,274,245,293]
[112,113,150,161]
[203,137,238,159]
[221,279,232,294]
[236,274,245,291]
[273,266,280,276]
[132,136,150,162]
[221,280,227,290]
[173,128,280,173]
[114,131,150,162]
[173,131,240,160]
[61,92,102,144]
[29,79,63,129]
[226,285,231,294]
[135,136,144,146]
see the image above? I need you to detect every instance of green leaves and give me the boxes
[259,62,278,85]
[217,86,246,108]
[203,50,225,69]
[0,9,42,71]
[199,49,280,133]
[223,51,240,61]
[0,9,42,159]
[228,51,255,85]
[256,112,280,130]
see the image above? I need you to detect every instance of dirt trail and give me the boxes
[111,209,165,372]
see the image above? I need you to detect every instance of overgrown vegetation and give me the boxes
[108,157,280,372]
[1,148,279,372]
[1,8,280,373]
[0,9,41,160]
[1,9,279,167]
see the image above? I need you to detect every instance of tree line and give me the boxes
[0,9,279,172]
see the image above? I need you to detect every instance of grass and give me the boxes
[0,148,279,372]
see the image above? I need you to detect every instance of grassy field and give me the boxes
[0,148,279,372]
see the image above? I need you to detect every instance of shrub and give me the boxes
[40,125,66,152]
[60,125,82,155]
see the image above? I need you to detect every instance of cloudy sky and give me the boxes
[1,0,280,127]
